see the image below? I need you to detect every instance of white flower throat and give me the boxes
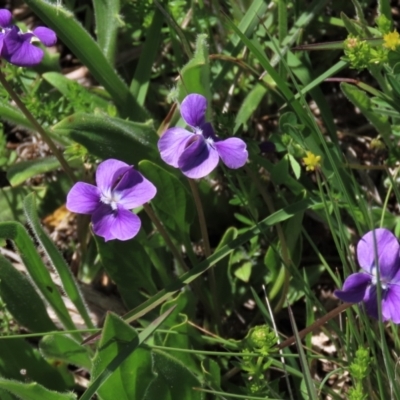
[100,188,121,211]
[371,266,389,290]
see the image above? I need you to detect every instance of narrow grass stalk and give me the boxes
[0,68,76,183]
[244,165,290,312]
[187,178,220,332]
[143,203,189,272]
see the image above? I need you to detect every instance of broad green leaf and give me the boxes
[90,313,152,400]
[93,0,120,64]
[40,335,92,370]
[24,193,93,329]
[234,261,252,282]
[139,160,194,243]
[23,0,147,120]
[0,339,71,391]
[43,72,110,109]
[0,254,56,332]
[0,378,75,400]
[0,222,78,337]
[130,9,164,105]
[53,113,158,166]
[234,84,267,134]
[94,236,157,308]
[145,350,203,400]
[81,307,175,400]
[177,34,211,114]
[7,157,59,187]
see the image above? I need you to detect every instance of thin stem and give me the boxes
[188,178,220,333]
[143,203,189,272]
[277,302,352,350]
[188,179,211,256]
[245,165,290,313]
[0,67,76,183]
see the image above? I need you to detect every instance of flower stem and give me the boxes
[244,165,290,313]
[0,67,76,183]
[143,203,189,272]
[188,178,220,333]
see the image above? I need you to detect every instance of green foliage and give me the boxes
[1,1,400,399]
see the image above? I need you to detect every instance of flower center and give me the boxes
[371,266,389,290]
[100,189,121,211]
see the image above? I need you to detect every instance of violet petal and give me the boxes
[95,159,131,194]
[33,27,57,46]
[0,9,12,28]
[158,127,193,168]
[92,204,140,241]
[114,168,157,209]
[2,27,43,67]
[66,182,100,214]
[334,272,371,303]
[357,228,400,279]
[214,137,248,169]
[200,122,215,140]
[0,34,4,53]
[363,285,379,320]
[382,284,400,323]
[178,135,219,179]
[180,93,207,128]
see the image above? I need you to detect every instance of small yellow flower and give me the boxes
[303,151,321,171]
[383,31,400,51]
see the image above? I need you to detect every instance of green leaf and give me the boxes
[139,160,193,243]
[94,236,157,308]
[40,335,92,370]
[0,222,78,337]
[177,34,211,114]
[0,254,56,332]
[90,313,152,400]
[81,307,175,400]
[7,157,59,187]
[288,154,301,179]
[93,0,120,64]
[0,187,44,223]
[145,350,203,400]
[43,72,110,109]
[234,261,252,282]
[0,378,76,400]
[0,339,71,391]
[130,9,164,105]
[24,193,93,329]
[53,113,158,166]
[340,82,392,143]
[23,0,147,120]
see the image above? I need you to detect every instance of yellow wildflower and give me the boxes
[383,31,400,51]
[303,151,321,171]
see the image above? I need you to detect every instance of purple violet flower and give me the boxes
[335,228,400,323]
[158,93,248,179]
[66,159,157,242]
[0,8,57,67]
